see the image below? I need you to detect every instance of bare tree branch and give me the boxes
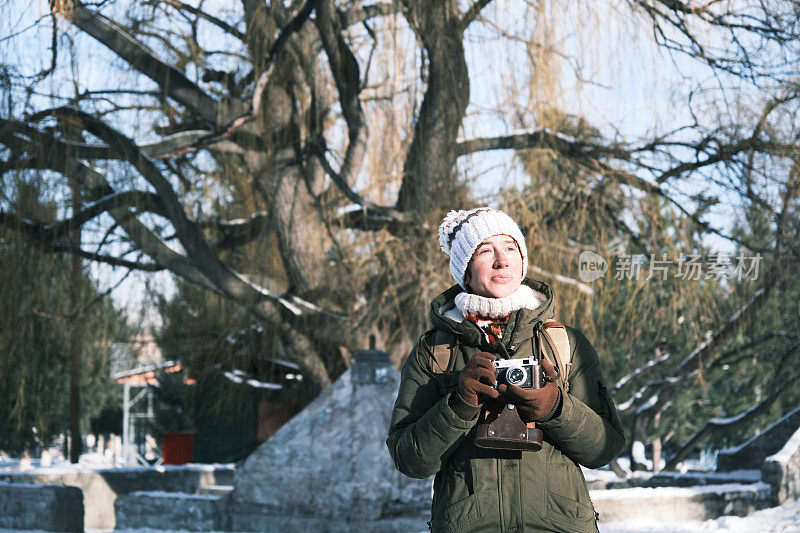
[141,130,246,158]
[456,128,631,159]
[630,0,799,80]
[251,0,316,117]
[528,264,594,296]
[52,245,166,271]
[598,164,769,253]
[456,128,791,181]
[456,127,776,252]
[339,2,399,27]
[707,331,800,372]
[0,117,245,162]
[146,0,317,158]
[315,0,368,190]
[0,190,165,242]
[52,0,220,124]
[155,0,246,41]
[653,137,791,184]
[460,0,494,31]
[334,203,414,231]
[204,211,269,250]
[15,106,339,324]
[70,162,223,293]
[311,136,393,215]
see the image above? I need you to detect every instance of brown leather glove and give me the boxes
[497,358,561,423]
[456,351,500,407]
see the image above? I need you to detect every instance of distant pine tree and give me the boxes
[0,183,129,454]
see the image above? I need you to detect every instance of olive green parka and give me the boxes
[386,278,625,533]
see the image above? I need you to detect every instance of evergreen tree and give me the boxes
[0,183,129,454]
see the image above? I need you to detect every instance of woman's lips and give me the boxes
[492,274,513,282]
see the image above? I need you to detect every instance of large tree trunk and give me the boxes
[268,154,330,296]
[397,2,470,216]
[238,1,345,395]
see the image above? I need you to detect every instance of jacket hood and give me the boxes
[429,277,556,348]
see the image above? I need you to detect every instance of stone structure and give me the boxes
[0,482,83,532]
[591,482,773,522]
[592,405,800,520]
[115,490,229,531]
[761,425,800,504]
[228,347,431,532]
[0,463,233,530]
[593,404,800,521]
[717,405,800,471]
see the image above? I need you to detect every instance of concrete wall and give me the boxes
[0,464,233,530]
[0,482,83,532]
[717,406,800,471]
[115,491,230,531]
[118,491,431,533]
[114,480,776,532]
[591,482,774,523]
[762,425,800,505]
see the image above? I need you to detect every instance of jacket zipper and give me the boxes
[497,458,505,533]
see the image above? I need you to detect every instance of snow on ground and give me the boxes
[0,499,797,533]
[599,498,800,533]
[0,455,233,475]
[0,451,122,472]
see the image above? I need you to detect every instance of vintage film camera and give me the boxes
[476,357,546,451]
[492,357,543,390]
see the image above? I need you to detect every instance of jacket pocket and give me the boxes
[439,493,482,532]
[431,461,482,532]
[545,451,596,532]
[545,492,596,532]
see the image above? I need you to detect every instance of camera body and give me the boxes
[492,357,542,389]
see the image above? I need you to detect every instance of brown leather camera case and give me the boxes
[475,401,543,452]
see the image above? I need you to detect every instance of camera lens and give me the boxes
[507,367,526,385]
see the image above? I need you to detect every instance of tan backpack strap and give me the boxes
[541,320,573,393]
[428,330,457,373]
[414,329,461,395]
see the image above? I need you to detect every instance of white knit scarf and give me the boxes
[454,284,543,319]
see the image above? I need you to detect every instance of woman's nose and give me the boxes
[494,249,509,267]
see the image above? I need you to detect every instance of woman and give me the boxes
[386,207,625,533]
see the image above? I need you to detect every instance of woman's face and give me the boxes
[465,234,523,298]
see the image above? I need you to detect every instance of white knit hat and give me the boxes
[438,207,528,289]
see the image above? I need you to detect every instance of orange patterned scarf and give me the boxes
[465,313,510,345]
